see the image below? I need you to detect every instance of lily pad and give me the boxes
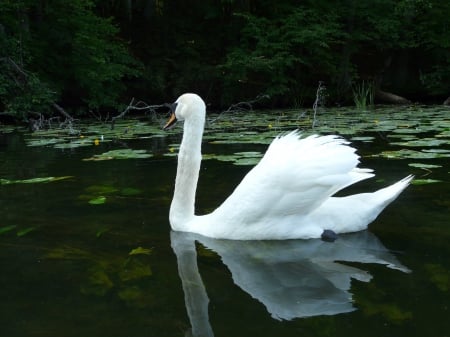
[408,163,442,169]
[374,149,450,160]
[202,151,263,166]
[390,138,449,147]
[233,157,262,166]
[83,149,153,161]
[26,138,61,147]
[350,136,375,142]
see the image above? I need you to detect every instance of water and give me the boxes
[0,107,449,337]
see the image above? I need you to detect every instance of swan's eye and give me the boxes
[170,102,178,113]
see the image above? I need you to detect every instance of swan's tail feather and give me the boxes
[371,175,414,211]
[377,175,413,200]
[328,175,413,235]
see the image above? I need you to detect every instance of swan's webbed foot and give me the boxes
[321,229,338,242]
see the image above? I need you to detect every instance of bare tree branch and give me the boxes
[110,97,168,129]
[209,94,270,124]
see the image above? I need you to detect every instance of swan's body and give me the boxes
[164,93,412,240]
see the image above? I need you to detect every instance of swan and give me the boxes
[163,93,412,240]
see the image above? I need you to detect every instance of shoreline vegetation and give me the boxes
[1,1,449,125]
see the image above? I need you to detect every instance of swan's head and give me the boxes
[163,93,206,130]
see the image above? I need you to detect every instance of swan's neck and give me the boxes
[170,115,204,231]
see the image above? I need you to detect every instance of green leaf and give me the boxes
[129,247,153,256]
[0,225,17,235]
[411,179,442,185]
[120,187,142,196]
[89,196,107,205]
[17,227,36,237]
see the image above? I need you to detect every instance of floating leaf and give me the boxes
[26,138,61,147]
[201,151,263,165]
[351,136,375,142]
[233,157,262,166]
[0,225,17,235]
[89,196,107,205]
[17,227,37,237]
[423,148,450,154]
[411,179,442,185]
[83,149,153,161]
[120,187,142,196]
[374,149,450,160]
[129,247,153,256]
[408,163,442,169]
[54,138,94,149]
[391,138,449,147]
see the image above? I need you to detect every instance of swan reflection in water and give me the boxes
[171,230,410,337]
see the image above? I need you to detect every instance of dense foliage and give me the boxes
[0,0,449,121]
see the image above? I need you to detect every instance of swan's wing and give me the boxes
[211,132,373,225]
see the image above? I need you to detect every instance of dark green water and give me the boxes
[0,109,449,337]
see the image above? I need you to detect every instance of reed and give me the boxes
[352,80,374,110]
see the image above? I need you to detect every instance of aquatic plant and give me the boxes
[352,80,374,110]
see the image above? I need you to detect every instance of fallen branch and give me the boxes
[223,94,270,113]
[52,103,74,122]
[209,94,270,124]
[110,97,167,129]
[375,90,411,104]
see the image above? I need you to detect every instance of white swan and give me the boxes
[163,93,412,240]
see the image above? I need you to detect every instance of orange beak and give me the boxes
[163,112,177,130]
